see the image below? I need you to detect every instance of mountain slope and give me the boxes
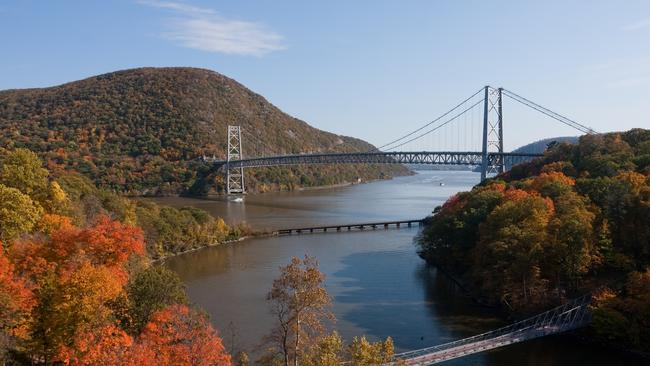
[512,136,579,154]
[0,67,406,194]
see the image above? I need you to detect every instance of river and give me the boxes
[156,171,642,365]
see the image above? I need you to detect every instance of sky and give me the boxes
[1,0,649,150]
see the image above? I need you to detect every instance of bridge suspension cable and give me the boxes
[372,87,485,152]
[382,98,484,151]
[240,127,279,156]
[501,88,597,135]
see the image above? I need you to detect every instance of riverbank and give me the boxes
[152,230,279,263]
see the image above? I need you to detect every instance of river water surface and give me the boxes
[158,171,641,365]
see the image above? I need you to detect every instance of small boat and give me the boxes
[439,182,445,186]
[231,197,244,203]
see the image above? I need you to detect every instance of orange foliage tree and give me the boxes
[0,244,35,355]
[132,305,231,366]
[59,325,134,366]
[9,216,145,362]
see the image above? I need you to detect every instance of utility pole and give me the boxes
[226,125,245,194]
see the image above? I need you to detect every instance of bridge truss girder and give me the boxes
[213,151,542,171]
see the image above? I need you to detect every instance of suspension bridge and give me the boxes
[389,295,592,365]
[205,86,596,194]
[206,86,599,363]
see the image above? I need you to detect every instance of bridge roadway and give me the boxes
[209,151,543,169]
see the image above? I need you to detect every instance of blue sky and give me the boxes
[1,0,649,150]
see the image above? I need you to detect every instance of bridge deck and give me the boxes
[206,151,543,169]
[276,219,423,235]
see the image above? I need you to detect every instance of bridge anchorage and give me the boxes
[210,86,596,194]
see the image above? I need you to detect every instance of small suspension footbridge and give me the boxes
[390,295,592,365]
[204,86,597,194]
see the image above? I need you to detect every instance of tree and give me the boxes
[526,171,575,200]
[58,325,134,366]
[76,215,145,268]
[264,256,334,366]
[9,216,146,362]
[0,148,49,199]
[0,245,35,361]
[125,266,188,334]
[131,305,231,366]
[546,191,597,288]
[347,336,395,366]
[473,190,555,310]
[235,351,250,366]
[302,331,343,366]
[0,184,43,246]
[27,262,125,363]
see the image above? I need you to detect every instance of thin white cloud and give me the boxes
[621,17,650,31]
[139,0,285,56]
[138,0,214,15]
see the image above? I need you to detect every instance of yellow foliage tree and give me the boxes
[0,148,49,200]
[0,184,43,247]
[347,335,395,366]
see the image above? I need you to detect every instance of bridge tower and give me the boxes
[480,86,504,181]
[226,125,245,194]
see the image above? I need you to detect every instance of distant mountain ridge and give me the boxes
[512,136,579,154]
[0,67,406,194]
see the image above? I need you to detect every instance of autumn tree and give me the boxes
[131,305,231,366]
[264,256,334,366]
[0,184,43,246]
[546,190,598,288]
[473,190,555,310]
[0,148,49,198]
[591,268,650,350]
[124,266,188,334]
[59,325,134,366]
[301,331,343,366]
[9,216,145,361]
[27,262,125,363]
[347,336,395,366]
[0,245,35,362]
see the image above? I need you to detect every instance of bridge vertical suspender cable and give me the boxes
[371,87,485,152]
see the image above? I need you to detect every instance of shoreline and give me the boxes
[151,230,279,264]
[128,169,417,198]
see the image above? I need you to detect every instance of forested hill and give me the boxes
[512,136,579,154]
[418,129,650,353]
[0,67,406,195]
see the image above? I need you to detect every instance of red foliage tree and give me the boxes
[132,305,231,366]
[59,325,134,366]
[0,244,35,345]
